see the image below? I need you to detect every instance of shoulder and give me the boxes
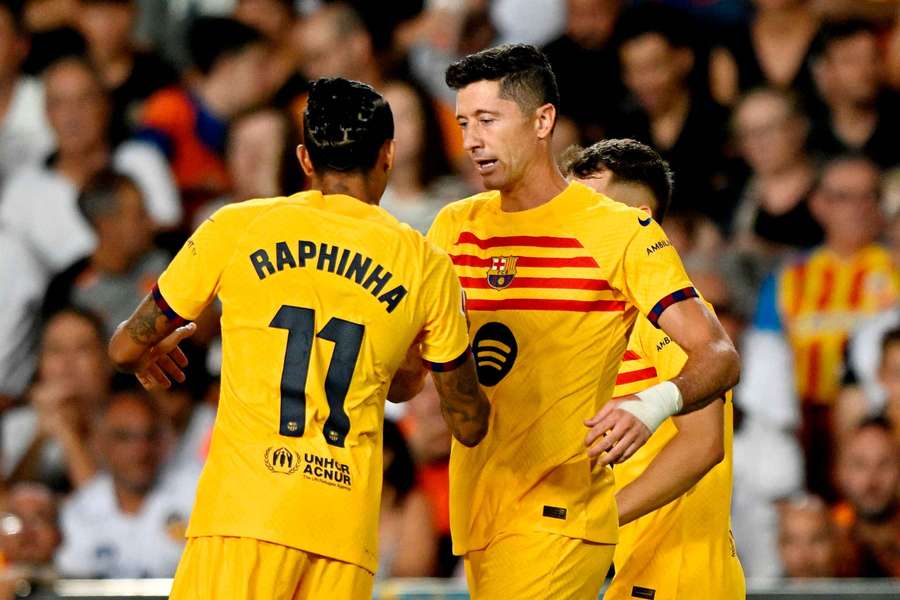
[778,248,817,278]
[3,165,55,189]
[860,243,895,265]
[2,406,36,434]
[436,191,498,221]
[114,139,167,165]
[13,76,44,104]
[569,186,651,243]
[210,195,292,221]
[429,191,498,241]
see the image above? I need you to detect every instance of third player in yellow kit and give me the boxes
[565,139,744,599]
[109,78,489,600]
[435,45,741,599]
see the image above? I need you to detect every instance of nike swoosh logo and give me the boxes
[638,215,652,227]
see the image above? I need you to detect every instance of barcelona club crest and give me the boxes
[487,256,518,290]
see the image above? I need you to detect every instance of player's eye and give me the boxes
[479,118,494,125]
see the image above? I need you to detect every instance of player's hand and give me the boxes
[134,323,197,390]
[584,397,652,466]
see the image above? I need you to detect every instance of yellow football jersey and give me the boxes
[155,191,469,573]
[608,310,744,599]
[427,181,697,555]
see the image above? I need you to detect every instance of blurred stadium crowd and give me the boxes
[0,0,899,595]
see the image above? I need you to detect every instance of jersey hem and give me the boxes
[184,530,376,574]
[452,525,619,556]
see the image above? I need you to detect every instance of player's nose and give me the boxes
[462,127,483,153]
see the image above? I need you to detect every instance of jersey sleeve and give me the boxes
[419,243,470,371]
[641,309,692,382]
[620,218,697,328]
[155,210,235,321]
[425,204,457,252]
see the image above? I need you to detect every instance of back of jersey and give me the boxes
[155,191,468,573]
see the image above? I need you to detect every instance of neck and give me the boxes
[114,483,147,515]
[499,152,568,212]
[826,235,872,259]
[317,172,380,205]
[388,161,423,199]
[56,144,110,187]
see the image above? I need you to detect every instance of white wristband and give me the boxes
[617,381,684,433]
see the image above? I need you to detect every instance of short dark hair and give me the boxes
[188,17,265,75]
[303,77,394,173]
[811,19,878,63]
[77,169,139,227]
[561,139,674,223]
[445,43,560,114]
[615,4,694,50]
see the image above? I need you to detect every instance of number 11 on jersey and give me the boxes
[269,305,364,447]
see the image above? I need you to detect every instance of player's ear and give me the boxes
[382,139,396,174]
[296,144,315,177]
[639,205,653,218]
[534,103,556,140]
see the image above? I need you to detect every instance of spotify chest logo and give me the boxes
[472,322,518,386]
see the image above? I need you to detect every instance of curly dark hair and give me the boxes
[303,77,394,174]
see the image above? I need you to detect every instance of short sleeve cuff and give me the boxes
[423,348,470,372]
[647,286,699,328]
[152,283,189,326]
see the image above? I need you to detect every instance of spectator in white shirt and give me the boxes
[0,1,54,183]
[0,54,179,273]
[56,389,199,578]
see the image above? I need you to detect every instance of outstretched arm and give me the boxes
[431,355,490,447]
[108,294,197,389]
